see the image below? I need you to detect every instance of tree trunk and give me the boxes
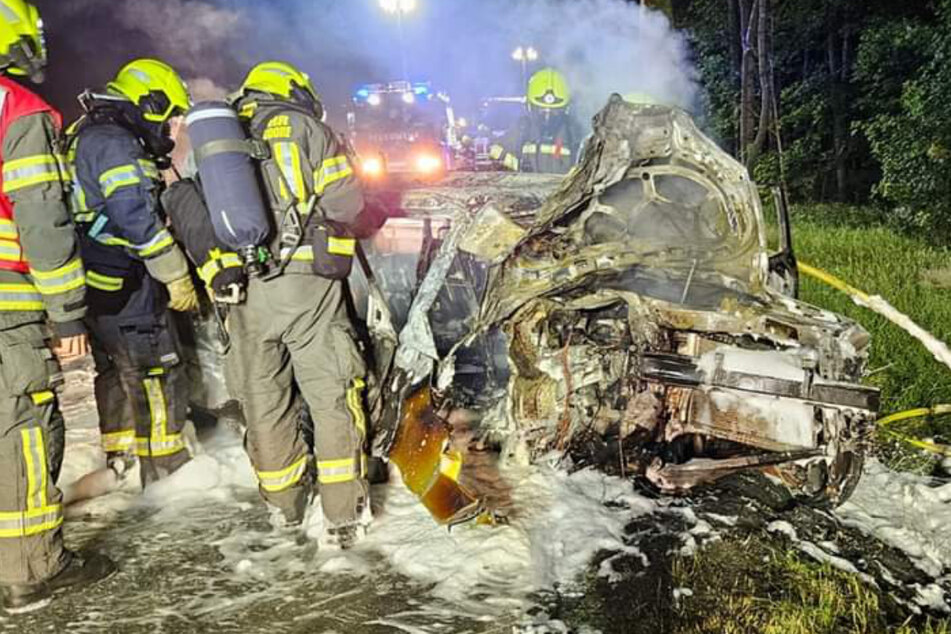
[725,0,742,155]
[748,0,774,165]
[739,0,758,164]
[729,0,742,79]
[835,32,850,200]
[826,4,849,201]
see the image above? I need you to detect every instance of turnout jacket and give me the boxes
[489,112,579,175]
[68,117,189,297]
[0,76,86,336]
[235,94,363,275]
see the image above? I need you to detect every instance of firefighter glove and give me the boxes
[167,275,199,312]
[210,267,247,304]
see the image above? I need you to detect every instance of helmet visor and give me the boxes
[140,89,188,123]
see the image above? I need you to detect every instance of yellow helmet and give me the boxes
[107,58,191,124]
[527,68,570,110]
[623,92,664,106]
[240,61,319,101]
[0,0,45,82]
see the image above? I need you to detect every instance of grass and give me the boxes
[776,203,951,469]
[672,536,951,634]
[673,536,880,633]
[789,203,951,413]
[896,620,951,634]
[554,531,951,633]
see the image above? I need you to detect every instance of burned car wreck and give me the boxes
[359,96,880,525]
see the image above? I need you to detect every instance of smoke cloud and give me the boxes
[35,0,697,130]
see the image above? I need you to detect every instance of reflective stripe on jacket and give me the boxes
[69,121,188,286]
[235,95,365,275]
[0,76,85,328]
[489,112,578,175]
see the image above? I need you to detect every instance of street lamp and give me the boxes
[380,0,416,11]
[380,0,417,81]
[512,46,539,86]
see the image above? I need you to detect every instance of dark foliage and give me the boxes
[676,0,947,237]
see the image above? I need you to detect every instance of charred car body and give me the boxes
[366,97,878,523]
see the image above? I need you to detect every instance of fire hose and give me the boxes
[799,262,951,456]
[876,406,951,457]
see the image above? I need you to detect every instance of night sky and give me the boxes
[28,0,689,129]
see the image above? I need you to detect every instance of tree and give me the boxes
[681,0,939,208]
[857,0,951,236]
[683,0,778,168]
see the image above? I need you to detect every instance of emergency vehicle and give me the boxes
[347,81,460,181]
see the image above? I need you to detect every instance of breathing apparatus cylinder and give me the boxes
[185,101,271,276]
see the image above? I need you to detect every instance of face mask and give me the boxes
[79,93,176,166]
[137,116,176,164]
[290,84,325,122]
[537,107,567,130]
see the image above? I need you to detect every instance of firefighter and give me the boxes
[489,68,579,174]
[229,61,369,548]
[0,0,115,613]
[67,59,198,486]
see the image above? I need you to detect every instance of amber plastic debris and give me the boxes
[389,385,484,526]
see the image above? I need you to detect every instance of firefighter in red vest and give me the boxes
[0,0,115,614]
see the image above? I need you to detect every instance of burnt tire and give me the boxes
[803,449,866,509]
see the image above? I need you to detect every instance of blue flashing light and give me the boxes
[354,82,431,102]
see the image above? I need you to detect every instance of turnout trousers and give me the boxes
[87,273,190,485]
[226,274,369,527]
[0,321,68,586]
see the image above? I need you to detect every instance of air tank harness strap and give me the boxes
[262,175,316,281]
[193,138,271,164]
[242,115,316,280]
[228,112,315,281]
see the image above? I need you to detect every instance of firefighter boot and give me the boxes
[318,522,365,550]
[1,551,116,614]
[316,497,372,551]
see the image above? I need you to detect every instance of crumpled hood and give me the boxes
[478,96,770,327]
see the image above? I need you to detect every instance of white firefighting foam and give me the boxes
[29,364,951,628]
[54,416,655,627]
[837,459,951,610]
[368,457,656,614]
